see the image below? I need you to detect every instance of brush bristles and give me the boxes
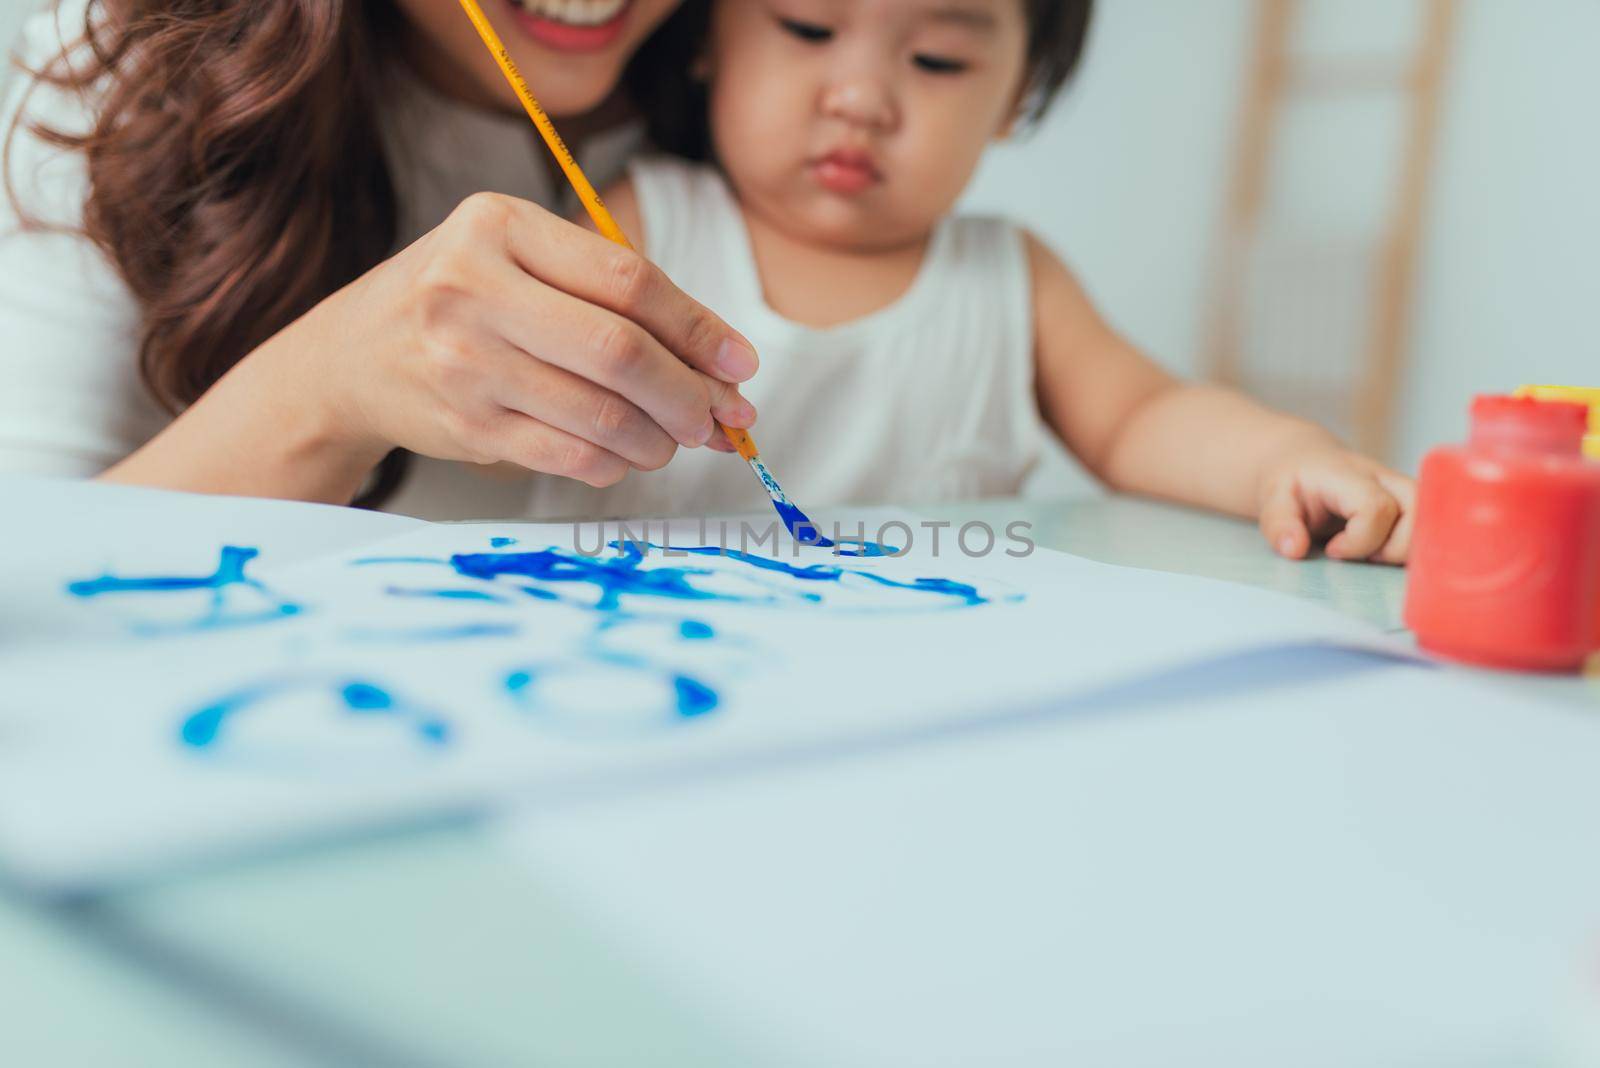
[745,456,792,506]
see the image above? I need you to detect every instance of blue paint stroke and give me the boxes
[67,546,301,632]
[384,586,508,603]
[344,622,521,643]
[660,545,987,606]
[762,498,894,556]
[449,540,987,613]
[180,678,450,749]
[773,499,835,548]
[663,544,843,583]
[451,543,727,612]
[833,540,896,558]
[679,620,715,640]
[340,682,393,712]
[502,664,721,726]
[855,573,986,607]
[490,537,518,548]
[674,675,719,718]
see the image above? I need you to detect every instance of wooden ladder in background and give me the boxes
[1203,0,1458,459]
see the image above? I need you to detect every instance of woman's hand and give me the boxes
[317,192,754,483]
[117,191,759,503]
[1256,446,1415,564]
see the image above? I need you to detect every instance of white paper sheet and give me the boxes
[0,477,1382,890]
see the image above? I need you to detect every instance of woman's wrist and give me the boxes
[227,331,393,501]
[101,331,391,505]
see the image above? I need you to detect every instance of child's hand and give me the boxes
[1256,448,1415,564]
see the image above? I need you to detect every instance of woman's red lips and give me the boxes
[811,149,883,195]
[506,0,633,53]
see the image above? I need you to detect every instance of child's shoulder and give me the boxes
[936,216,1078,295]
[1001,225,1083,305]
[595,154,730,259]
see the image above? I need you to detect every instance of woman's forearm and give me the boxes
[1097,382,1339,518]
[100,337,387,505]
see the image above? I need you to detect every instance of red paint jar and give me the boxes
[1404,395,1600,671]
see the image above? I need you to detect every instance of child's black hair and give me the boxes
[628,0,1095,163]
[1020,0,1095,124]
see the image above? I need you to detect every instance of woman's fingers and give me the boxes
[705,426,739,453]
[481,410,632,488]
[497,198,760,383]
[486,342,678,472]
[695,368,759,429]
[386,194,766,488]
[1258,480,1311,559]
[481,258,757,448]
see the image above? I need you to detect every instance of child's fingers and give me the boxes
[1259,481,1311,559]
[1368,470,1416,564]
[1323,480,1402,560]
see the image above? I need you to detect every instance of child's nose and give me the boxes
[818,77,897,133]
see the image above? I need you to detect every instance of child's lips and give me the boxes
[810,150,884,195]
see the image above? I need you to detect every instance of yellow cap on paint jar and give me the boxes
[1514,385,1600,460]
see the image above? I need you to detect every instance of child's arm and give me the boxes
[1027,233,1414,563]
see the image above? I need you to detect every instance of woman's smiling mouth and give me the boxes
[506,0,634,52]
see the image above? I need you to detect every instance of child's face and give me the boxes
[705,0,1030,252]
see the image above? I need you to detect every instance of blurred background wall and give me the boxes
[4,0,1595,494]
[964,0,1600,492]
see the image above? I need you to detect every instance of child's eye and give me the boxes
[913,54,969,75]
[778,17,834,43]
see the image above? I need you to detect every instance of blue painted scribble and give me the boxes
[502,661,721,729]
[67,546,301,633]
[446,541,984,611]
[451,543,728,612]
[659,545,986,605]
[773,499,832,547]
[384,587,508,603]
[673,676,719,718]
[344,622,521,643]
[180,678,450,750]
[76,522,1003,758]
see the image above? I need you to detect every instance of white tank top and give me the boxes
[524,156,1048,519]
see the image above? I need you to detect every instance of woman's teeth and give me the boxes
[510,0,628,25]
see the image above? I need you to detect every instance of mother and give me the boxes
[0,0,751,517]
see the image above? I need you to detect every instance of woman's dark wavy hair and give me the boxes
[6,0,711,505]
[630,0,1096,163]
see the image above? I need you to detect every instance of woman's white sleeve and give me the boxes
[0,7,164,478]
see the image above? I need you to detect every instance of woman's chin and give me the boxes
[495,0,679,116]
[518,62,623,117]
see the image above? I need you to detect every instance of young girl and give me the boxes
[591,0,1415,563]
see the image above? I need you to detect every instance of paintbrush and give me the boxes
[455,0,829,545]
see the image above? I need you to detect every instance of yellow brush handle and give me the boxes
[456,0,760,462]
[456,0,628,246]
